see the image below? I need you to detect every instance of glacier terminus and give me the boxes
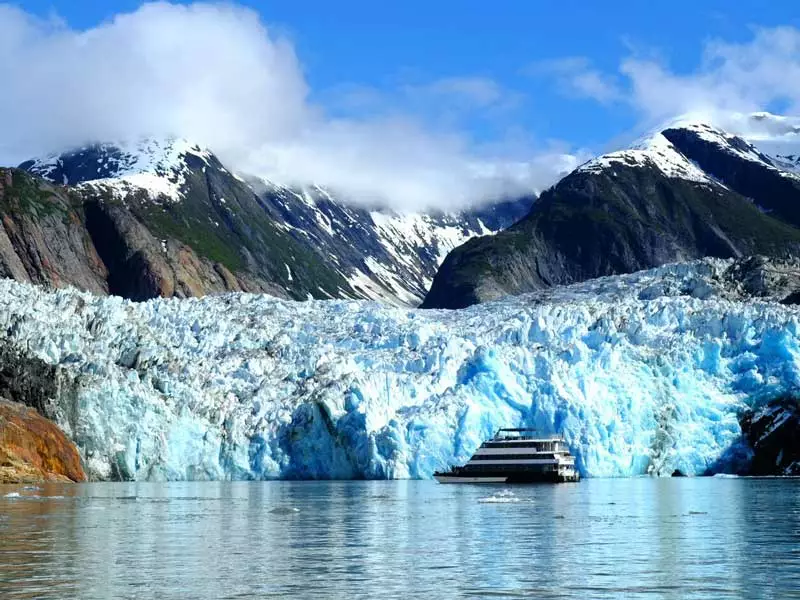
[0,257,797,481]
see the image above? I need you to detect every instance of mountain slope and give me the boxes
[660,122,800,227]
[423,121,800,309]
[20,139,530,305]
[250,178,532,304]
[20,140,358,301]
[0,167,303,300]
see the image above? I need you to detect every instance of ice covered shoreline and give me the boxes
[2,258,799,481]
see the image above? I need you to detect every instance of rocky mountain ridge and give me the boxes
[17,139,530,305]
[423,115,800,308]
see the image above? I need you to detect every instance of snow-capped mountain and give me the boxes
[9,143,353,302]
[576,128,713,183]
[18,139,531,306]
[424,113,800,308]
[659,119,800,227]
[21,138,214,200]
[2,256,799,480]
[577,112,800,184]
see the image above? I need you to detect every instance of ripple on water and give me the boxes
[478,489,523,504]
[0,478,798,599]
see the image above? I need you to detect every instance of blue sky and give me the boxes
[4,1,800,208]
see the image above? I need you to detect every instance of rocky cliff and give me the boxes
[0,167,299,300]
[739,398,800,476]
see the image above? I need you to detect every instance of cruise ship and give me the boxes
[433,428,580,483]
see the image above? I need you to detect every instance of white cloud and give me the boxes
[0,2,577,210]
[408,76,510,108]
[542,28,800,129]
[527,57,623,104]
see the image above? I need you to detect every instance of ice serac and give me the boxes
[0,257,798,480]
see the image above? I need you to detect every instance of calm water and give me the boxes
[1,478,799,599]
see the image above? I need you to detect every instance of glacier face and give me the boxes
[2,258,799,481]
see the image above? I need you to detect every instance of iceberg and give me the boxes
[0,258,798,480]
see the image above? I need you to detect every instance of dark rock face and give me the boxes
[0,170,109,294]
[662,127,800,228]
[3,158,350,301]
[739,398,800,476]
[0,344,85,484]
[0,346,61,417]
[423,162,800,309]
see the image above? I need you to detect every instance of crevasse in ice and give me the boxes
[1,258,798,480]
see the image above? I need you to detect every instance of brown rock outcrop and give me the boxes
[0,399,86,484]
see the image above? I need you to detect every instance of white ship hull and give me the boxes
[433,475,509,484]
[433,472,580,484]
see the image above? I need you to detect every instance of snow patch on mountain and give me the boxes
[251,178,525,306]
[577,112,800,187]
[367,210,488,277]
[577,132,713,183]
[339,209,496,306]
[0,258,797,481]
[24,138,213,202]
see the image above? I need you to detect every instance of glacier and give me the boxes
[1,258,799,481]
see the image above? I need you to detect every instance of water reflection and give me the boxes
[1,478,799,599]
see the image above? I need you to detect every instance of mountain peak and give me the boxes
[576,113,800,186]
[424,111,800,309]
[20,137,215,201]
[652,111,800,173]
[576,130,712,183]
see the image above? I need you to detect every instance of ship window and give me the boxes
[463,464,554,472]
[471,453,557,460]
[487,441,551,449]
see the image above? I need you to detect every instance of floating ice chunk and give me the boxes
[268,506,300,514]
[478,490,522,504]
